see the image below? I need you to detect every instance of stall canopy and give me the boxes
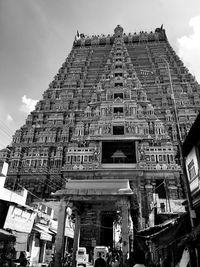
[0,228,16,241]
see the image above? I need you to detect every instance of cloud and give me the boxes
[177,16,200,83]
[6,114,13,123]
[20,95,38,114]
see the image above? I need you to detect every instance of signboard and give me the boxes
[4,205,36,233]
[49,218,74,238]
[1,162,8,176]
[40,232,52,241]
[65,226,74,238]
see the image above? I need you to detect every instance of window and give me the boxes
[114,93,123,99]
[160,203,165,212]
[102,141,136,163]
[113,126,124,135]
[114,107,123,113]
[115,65,122,69]
[115,73,122,77]
[188,159,196,180]
[115,82,123,87]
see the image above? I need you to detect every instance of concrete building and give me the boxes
[183,113,200,216]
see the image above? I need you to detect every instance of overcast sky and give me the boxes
[0,0,200,149]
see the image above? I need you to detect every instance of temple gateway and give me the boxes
[2,25,200,264]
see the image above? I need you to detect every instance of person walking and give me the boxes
[18,251,28,267]
[94,253,107,267]
[111,255,119,267]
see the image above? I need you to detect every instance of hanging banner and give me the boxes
[49,217,74,238]
[4,205,36,233]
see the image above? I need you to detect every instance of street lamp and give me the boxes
[159,56,197,265]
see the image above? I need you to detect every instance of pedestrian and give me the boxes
[48,254,55,267]
[106,249,112,267]
[133,250,146,267]
[18,251,28,267]
[111,255,119,267]
[94,253,107,267]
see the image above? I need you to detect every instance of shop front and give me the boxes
[3,204,36,259]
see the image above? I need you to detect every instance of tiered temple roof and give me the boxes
[1,25,199,230]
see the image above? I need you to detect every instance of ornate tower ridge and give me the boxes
[74,25,167,47]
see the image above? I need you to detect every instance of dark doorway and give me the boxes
[101,212,113,248]
[155,179,166,198]
[113,126,124,135]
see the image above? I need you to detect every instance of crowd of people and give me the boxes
[47,247,147,267]
[0,241,30,267]
[94,248,146,267]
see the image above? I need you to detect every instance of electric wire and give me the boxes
[0,120,13,135]
[0,123,69,186]
[18,170,61,192]
[0,123,68,187]
[17,183,56,209]
[24,166,68,189]
[17,183,72,218]
[0,127,12,138]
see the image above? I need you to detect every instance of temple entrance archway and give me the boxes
[54,179,135,267]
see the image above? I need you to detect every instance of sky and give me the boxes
[0,0,200,149]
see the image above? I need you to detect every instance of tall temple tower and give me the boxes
[3,25,200,248]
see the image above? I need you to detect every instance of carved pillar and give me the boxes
[120,199,130,264]
[55,198,67,267]
[72,210,81,267]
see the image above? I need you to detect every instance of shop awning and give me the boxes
[0,229,16,241]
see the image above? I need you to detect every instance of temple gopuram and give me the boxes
[2,25,200,257]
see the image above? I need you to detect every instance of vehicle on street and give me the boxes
[76,247,89,267]
[93,246,108,262]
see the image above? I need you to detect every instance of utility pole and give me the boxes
[160,57,197,266]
